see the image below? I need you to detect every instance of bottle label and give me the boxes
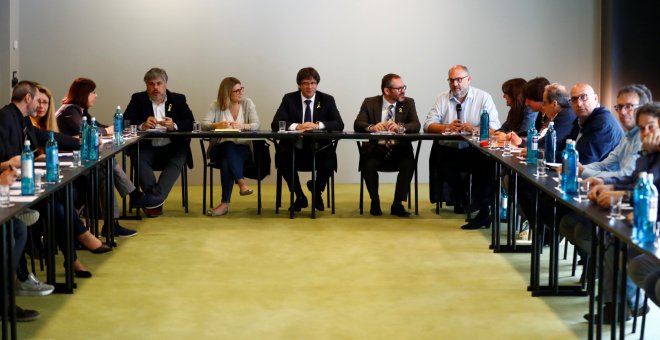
[21,160,33,178]
[649,197,658,222]
[531,135,538,151]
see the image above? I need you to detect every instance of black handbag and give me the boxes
[244,140,271,180]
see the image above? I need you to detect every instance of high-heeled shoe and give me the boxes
[89,244,113,254]
[239,188,254,196]
[207,206,228,216]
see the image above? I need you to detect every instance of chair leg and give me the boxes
[210,168,214,209]
[563,237,569,260]
[331,175,335,214]
[202,165,207,214]
[257,178,262,215]
[571,244,578,277]
[275,170,282,214]
[633,287,641,333]
[359,173,364,215]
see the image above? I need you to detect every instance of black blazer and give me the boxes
[0,103,79,162]
[270,91,344,168]
[270,90,344,132]
[124,90,195,168]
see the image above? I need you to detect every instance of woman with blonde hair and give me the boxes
[202,77,260,216]
[31,84,59,132]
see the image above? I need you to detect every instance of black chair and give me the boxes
[355,140,419,215]
[274,140,337,215]
[199,139,269,215]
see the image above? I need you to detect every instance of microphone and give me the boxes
[456,103,462,123]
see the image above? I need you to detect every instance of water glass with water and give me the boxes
[397,122,405,134]
[579,181,590,201]
[192,121,201,133]
[72,150,81,167]
[502,138,512,156]
[130,125,138,137]
[608,195,624,219]
[471,128,479,141]
[279,121,286,133]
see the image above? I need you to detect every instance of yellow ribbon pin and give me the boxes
[167,104,172,112]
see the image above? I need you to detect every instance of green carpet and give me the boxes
[16,184,658,339]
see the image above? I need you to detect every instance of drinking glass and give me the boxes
[130,125,138,137]
[72,150,81,167]
[471,128,479,141]
[489,135,498,150]
[397,122,405,134]
[278,121,286,133]
[502,138,512,156]
[608,195,624,220]
[123,120,131,136]
[34,173,43,192]
[536,158,547,177]
[578,181,591,201]
[0,185,11,207]
[192,121,201,133]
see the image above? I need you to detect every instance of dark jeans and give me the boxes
[209,142,250,203]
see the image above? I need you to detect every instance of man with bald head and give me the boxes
[424,65,500,229]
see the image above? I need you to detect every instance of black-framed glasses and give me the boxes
[390,85,407,91]
[447,76,468,83]
[232,86,245,94]
[570,93,593,104]
[614,103,639,112]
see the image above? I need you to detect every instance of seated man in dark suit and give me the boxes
[270,67,344,213]
[353,73,420,216]
[124,68,195,217]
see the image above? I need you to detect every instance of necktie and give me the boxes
[304,100,312,123]
[386,104,394,122]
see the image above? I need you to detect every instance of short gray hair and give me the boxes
[144,67,168,83]
[11,80,38,102]
[545,83,570,108]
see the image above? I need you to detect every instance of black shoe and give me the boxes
[130,191,164,209]
[370,200,382,216]
[391,203,410,217]
[289,196,308,212]
[101,221,137,238]
[89,244,112,254]
[583,302,631,325]
[461,208,491,229]
[306,180,324,211]
[15,305,40,322]
[74,270,93,278]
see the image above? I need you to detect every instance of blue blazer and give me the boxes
[570,106,624,165]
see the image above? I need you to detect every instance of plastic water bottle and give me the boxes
[634,173,658,246]
[21,140,35,195]
[88,117,100,161]
[527,127,538,164]
[80,116,89,161]
[479,107,489,141]
[561,140,579,194]
[45,131,59,183]
[113,105,124,145]
[545,121,557,163]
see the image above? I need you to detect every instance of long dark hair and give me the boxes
[501,78,527,131]
[62,77,96,109]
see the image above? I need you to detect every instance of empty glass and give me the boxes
[502,138,512,156]
[536,150,547,177]
[0,185,11,207]
[130,125,138,137]
[471,128,479,141]
[278,121,286,133]
[192,121,201,133]
[72,150,81,167]
[397,122,405,134]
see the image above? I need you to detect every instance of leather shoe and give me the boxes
[370,200,382,216]
[306,180,324,211]
[74,270,93,278]
[289,196,308,212]
[461,216,491,229]
[390,203,410,217]
[89,244,112,254]
[143,206,163,217]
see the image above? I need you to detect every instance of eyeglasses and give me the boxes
[570,93,594,104]
[614,103,639,112]
[232,87,245,94]
[36,100,49,106]
[447,76,468,84]
[389,85,407,92]
[300,81,317,87]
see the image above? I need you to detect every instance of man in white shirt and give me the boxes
[424,65,500,229]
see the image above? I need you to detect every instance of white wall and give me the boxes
[16,0,600,185]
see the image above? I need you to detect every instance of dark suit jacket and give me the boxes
[538,106,577,163]
[0,103,79,162]
[270,91,344,169]
[124,89,195,168]
[353,96,420,166]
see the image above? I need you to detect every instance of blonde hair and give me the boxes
[35,84,59,132]
[214,77,241,111]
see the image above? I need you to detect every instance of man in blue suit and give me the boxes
[271,67,344,213]
[124,68,195,217]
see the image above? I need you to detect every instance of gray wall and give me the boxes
[14,0,601,185]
